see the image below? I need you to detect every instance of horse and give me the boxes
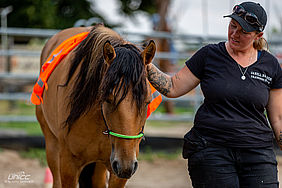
[35,24,156,187]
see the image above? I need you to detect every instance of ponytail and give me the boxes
[253,37,269,51]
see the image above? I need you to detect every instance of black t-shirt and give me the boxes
[185,42,282,148]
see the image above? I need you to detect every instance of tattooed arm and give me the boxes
[147,64,200,98]
[267,89,282,150]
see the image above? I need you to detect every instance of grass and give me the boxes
[0,100,42,135]
[154,103,195,114]
[146,103,194,128]
[138,147,181,162]
[0,101,35,116]
[19,148,47,167]
[0,122,42,135]
[146,120,191,128]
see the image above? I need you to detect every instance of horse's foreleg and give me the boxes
[44,130,61,188]
[59,146,82,188]
[108,172,127,188]
[79,162,108,188]
[36,106,61,187]
[91,162,108,188]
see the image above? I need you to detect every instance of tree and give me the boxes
[0,0,110,29]
[1,0,175,112]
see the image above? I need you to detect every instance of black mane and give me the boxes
[64,25,148,127]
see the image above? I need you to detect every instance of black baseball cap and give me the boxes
[224,2,267,32]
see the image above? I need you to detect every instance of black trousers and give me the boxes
[183,129,279,188]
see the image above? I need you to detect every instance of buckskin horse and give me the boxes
[34,24,156,187]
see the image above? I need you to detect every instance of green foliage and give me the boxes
[53,0,101,29]
[0,0,159,29]
[1,0,55,28]
[119,0,157,16]
[0,0,107,29]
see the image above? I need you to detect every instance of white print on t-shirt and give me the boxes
[250,71,272,84]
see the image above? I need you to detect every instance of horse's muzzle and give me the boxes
[111,159,138,179]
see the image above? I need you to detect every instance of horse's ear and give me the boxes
[141,40,156,65]
[103,40,116,65]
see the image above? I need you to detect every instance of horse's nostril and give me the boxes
[111,159,138,178]
[112,160,119,174]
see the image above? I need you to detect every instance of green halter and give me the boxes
[101,104,145,139]
[103,130,144,139]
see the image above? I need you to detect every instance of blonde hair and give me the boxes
[253,37,269,51]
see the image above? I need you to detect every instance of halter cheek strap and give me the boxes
[101,103,145,139]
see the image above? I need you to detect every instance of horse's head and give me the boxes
[101,40,156,179]
[65,25,156,179]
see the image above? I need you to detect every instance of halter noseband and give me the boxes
[101,103,144,139]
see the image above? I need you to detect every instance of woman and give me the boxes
[147,2,282,187]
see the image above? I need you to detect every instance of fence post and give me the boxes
[1,6,13,73]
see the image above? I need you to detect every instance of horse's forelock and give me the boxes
[65,25,148,128]
[65,25,123,127]
[99,44,148,111]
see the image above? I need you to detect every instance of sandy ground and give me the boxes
[0,123,281,188]
[0,149,190,188]
[0,149,282,188]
